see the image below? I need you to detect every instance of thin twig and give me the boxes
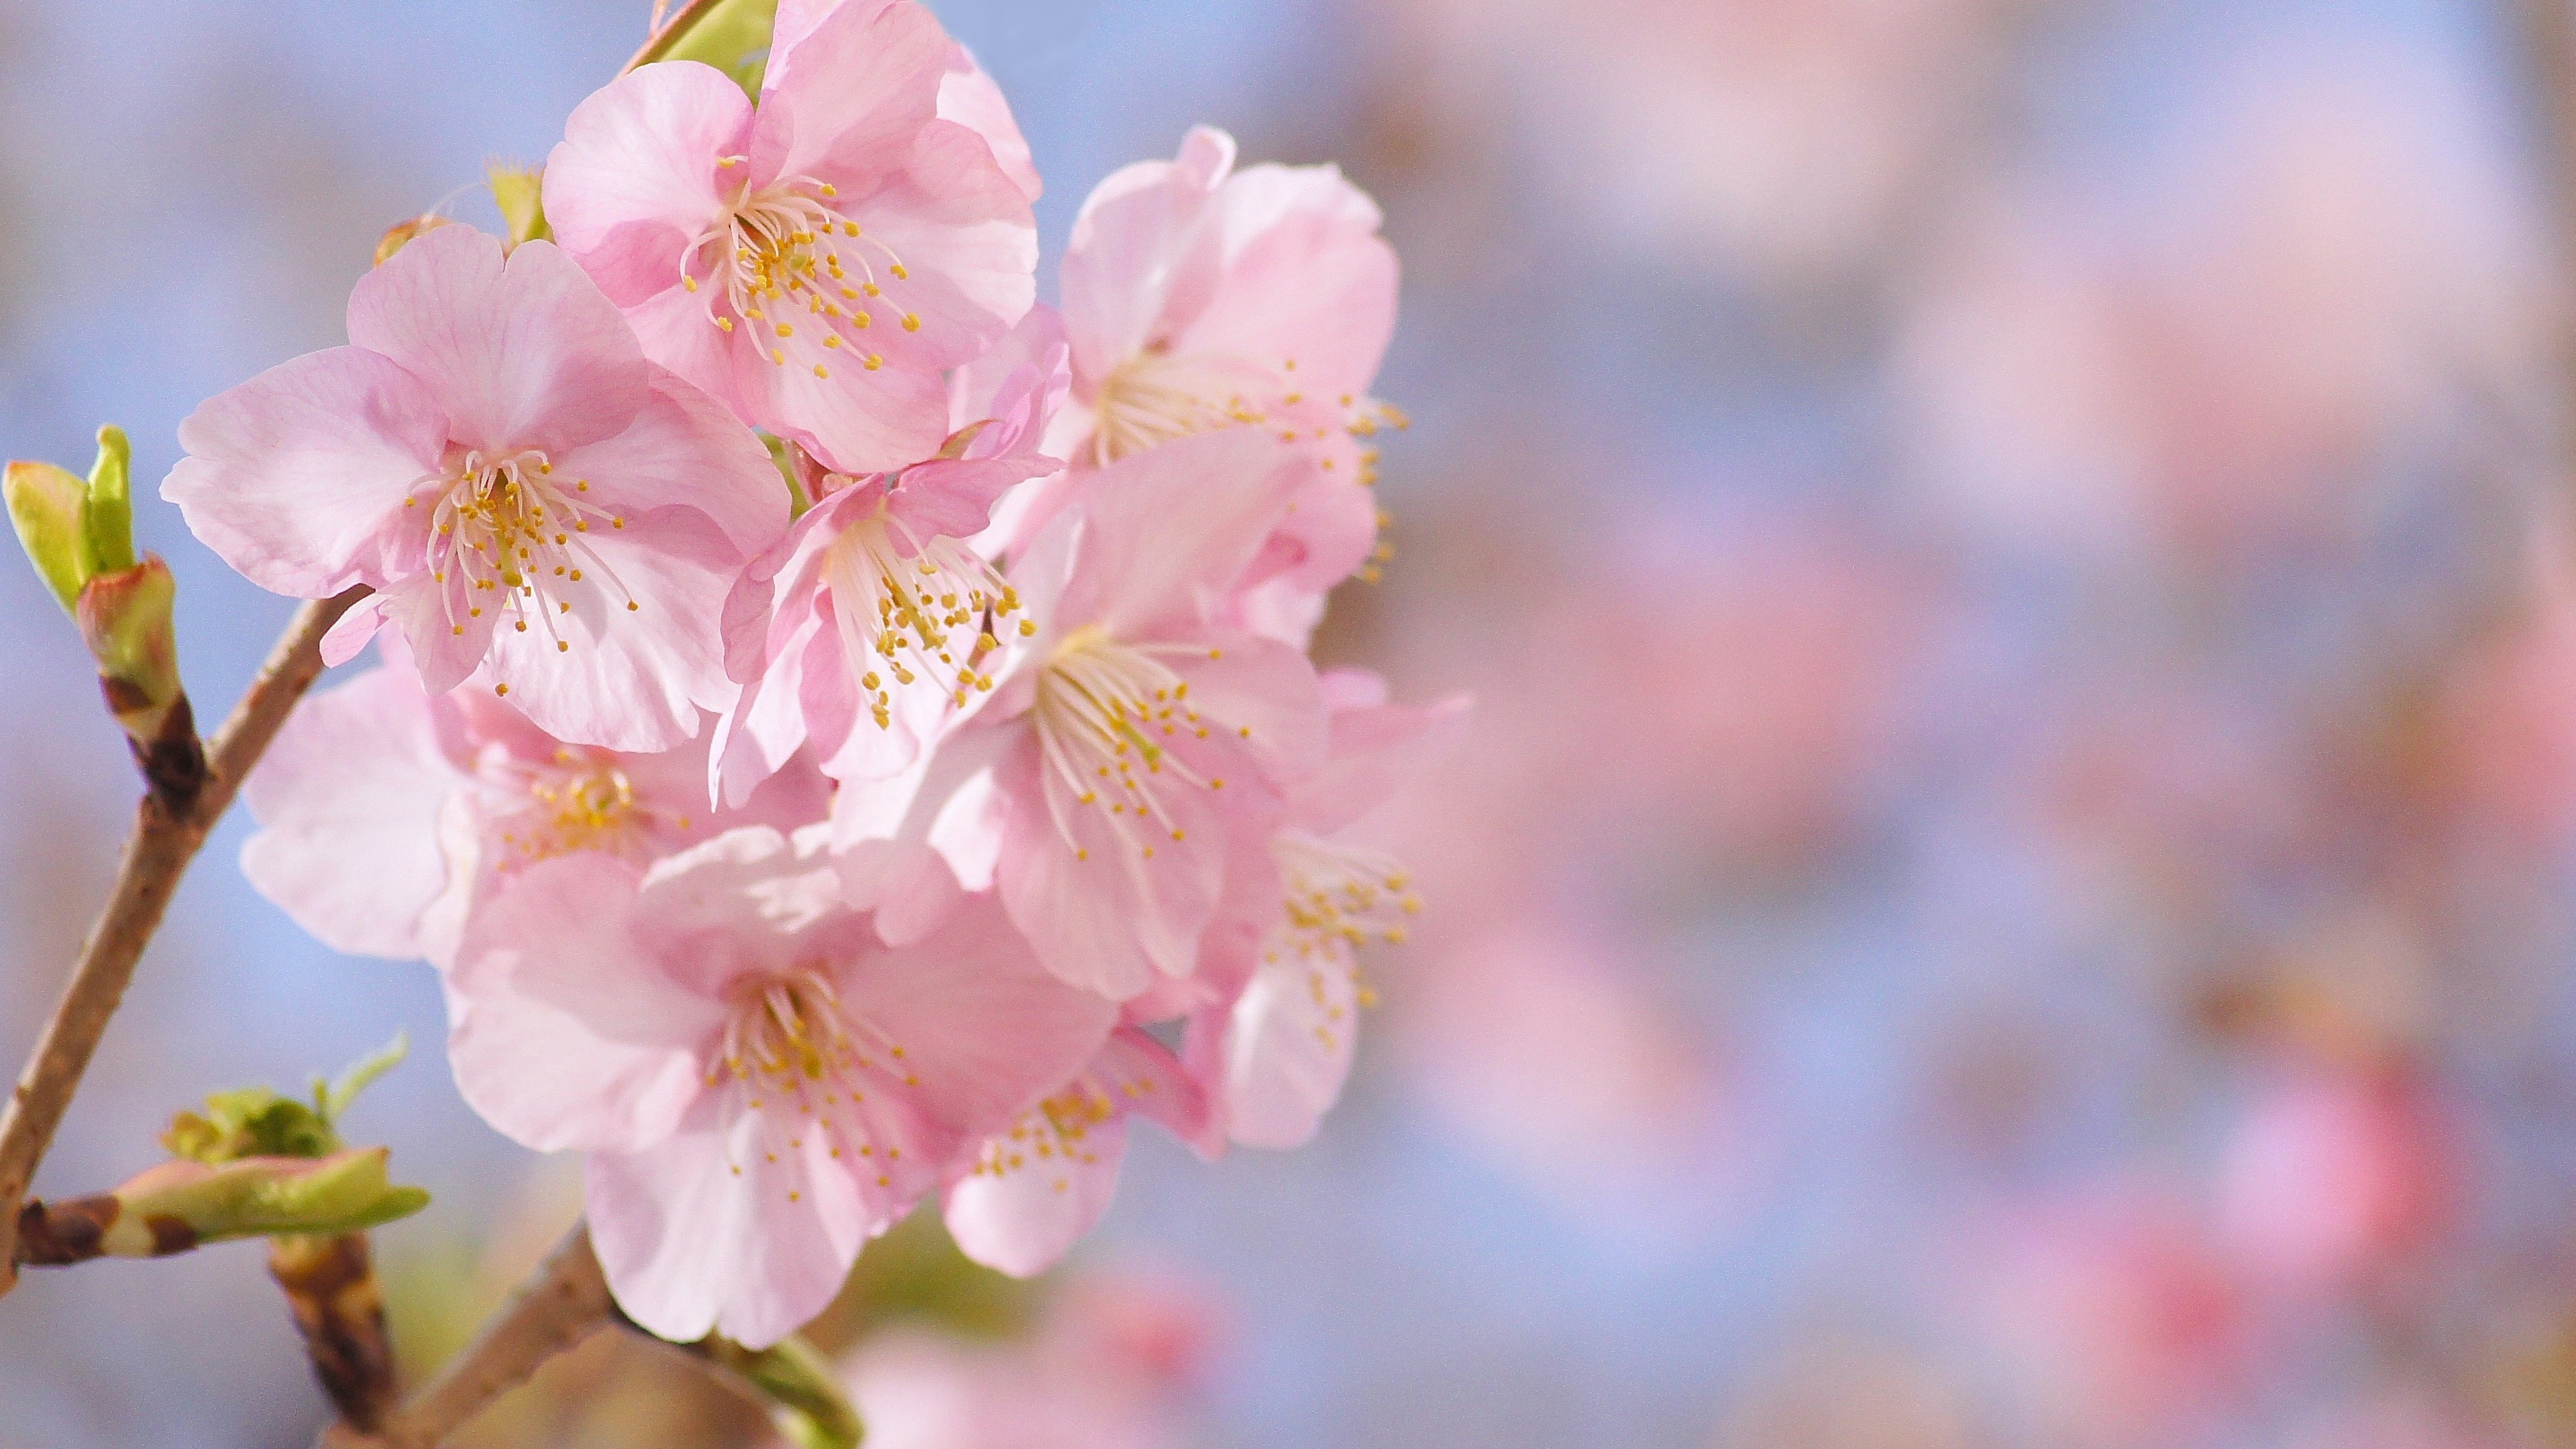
[319,1223,614,1449]
[0,586,368,1291]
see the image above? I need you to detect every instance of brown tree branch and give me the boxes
[318,1223,614,1449]
[0,585,369,1292]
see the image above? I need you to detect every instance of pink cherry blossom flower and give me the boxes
[994,127,1400,642]
[240,634,826,969]
[544,0,1038,476]
[832,428,1330,1000]
[941,1026,1216,1277]
[2214,1061,2458,1297]
[162,225,786,752]
[711,313,1068,802]
[445,825,1114,1346]
[843,1263,1225,1449]
[1208,669,1466,1149]
[767,0,1045,208]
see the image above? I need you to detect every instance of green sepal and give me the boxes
[702,1333,863,1449]
[488,164,552,248]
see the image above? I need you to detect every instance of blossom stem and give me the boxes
[0,586,370,1294]
[317,1223,614,1449]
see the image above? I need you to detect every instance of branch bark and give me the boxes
[0,586,368,1291]
[318,1223,614,1449]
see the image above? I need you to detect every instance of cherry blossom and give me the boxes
[162,225,787,751]
[832,427,1330,1000]
[239,635,826,969]
[543,0,1037,475]
[711,313,1067,802]
[445,826,1114,1345]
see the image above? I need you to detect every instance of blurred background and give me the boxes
[3,0,2574,1444]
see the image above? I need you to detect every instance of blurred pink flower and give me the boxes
[545,0,1037,473]
[1979,1189,2252,1449]
[2214,1061,2458,1299]
[1390,0,2022,278]
[1898,42,2548,566]
[445,826,1114,1345]
[162,225,786,751]
[843,1263,1225,1449]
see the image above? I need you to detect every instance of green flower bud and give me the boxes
[19,1150,429,1264]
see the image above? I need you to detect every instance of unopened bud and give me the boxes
[77,555,202,807]
[17,1149,429,1265]
[84,425,135,577]
[375,213,452,266]
[488,162,552,249]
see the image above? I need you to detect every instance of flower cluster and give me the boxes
[168,1,1458,1349]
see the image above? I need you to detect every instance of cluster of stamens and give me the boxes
[1265,835,1418,1051]
[964,1070,1165,1193]
[710,966,919,1197]
[1034,629,1241,863]
[412,447,636,692]
[683,164,920,380]
[488,748,688,868]
[821,505,1030,728]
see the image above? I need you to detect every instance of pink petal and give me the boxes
[835,121,1038,373]
[346,227,648,457]
[738,332,951,478]
[940,44,1040,203]
[162,345,449,597]
[1169,631,1330,788]
[833,893,1117,1132]
[543,61,754,305]
[996,734,1232,998]
[750,0,945,191]
[239,665,458,961]
[943,1112,1130,1278]
[471,509,743,752]
[1221,951,1359,1149]
[548,364,789,557]
[1061,127,1237,384]
[1055,429,1310,639]
[1292,690,1471,835]
[585,1090,872,1348]
[317,596,386,667]
[445,851,726,1154]
[1177,162,1397,395]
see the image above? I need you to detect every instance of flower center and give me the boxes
[709,965,920,1196]
[488,747,689,869]
[1089,348,1413,471]
[820,503,1026,729]
[966,1080,1120,1185]
[1273,833,1418,959]
[680,166,920,380]
[413,448,636,667]
[1033,629,1234,861]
